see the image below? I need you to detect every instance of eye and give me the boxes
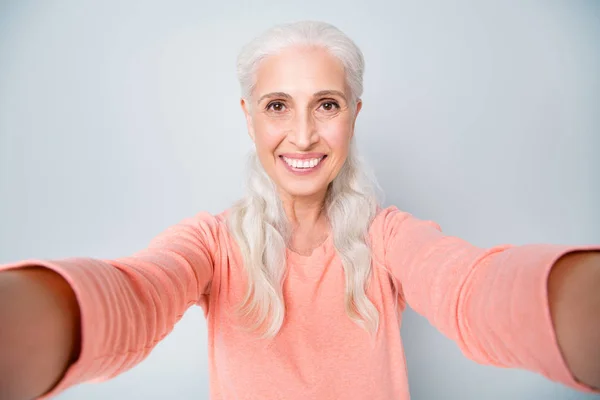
[266,101,287,113]
[319,101,340,112]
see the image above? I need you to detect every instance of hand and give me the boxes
[0,267,81,399]
[549,251,600,390]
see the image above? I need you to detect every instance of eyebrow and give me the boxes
[257,92,292,104]
[313,90,347,101]
[256,90,348,104]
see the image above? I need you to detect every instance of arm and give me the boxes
[0,267,81,400]
[0,211,220,399]
[548,251,600,389]
[381,207,600,393]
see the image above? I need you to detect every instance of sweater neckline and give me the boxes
[286,234,333,265]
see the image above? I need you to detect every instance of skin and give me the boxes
[241,45,361,253]
[548,251,600,389]
[0,267,81,399]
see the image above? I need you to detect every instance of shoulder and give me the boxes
[189,209,232,239]
[369,206,442,246]
[150,209,233,249]
[369,206,409,239]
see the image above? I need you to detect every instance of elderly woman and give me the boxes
[0,21,599,400]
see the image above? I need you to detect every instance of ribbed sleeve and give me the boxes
[0,211,220,398]
[382,207,599,394]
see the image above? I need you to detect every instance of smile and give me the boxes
[279,154,327,175]
[282,156,325,169]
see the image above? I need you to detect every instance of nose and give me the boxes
[288,110,319,150]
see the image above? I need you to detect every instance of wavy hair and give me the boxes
[228,21,382,337]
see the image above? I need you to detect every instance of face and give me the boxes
[241,46,362,203]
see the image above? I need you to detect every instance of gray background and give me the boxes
[1,1,599,399]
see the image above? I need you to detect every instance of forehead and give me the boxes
[253,46,347,98]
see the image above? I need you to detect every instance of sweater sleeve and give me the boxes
[381,206,599,394]
[0,211,220,399]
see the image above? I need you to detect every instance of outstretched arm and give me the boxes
[0,211,220,399]
[381,207,600,394]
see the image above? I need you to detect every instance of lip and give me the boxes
[279,154,326,175]
[279,152,326,160]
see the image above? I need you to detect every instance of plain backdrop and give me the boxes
[0,1,599,399]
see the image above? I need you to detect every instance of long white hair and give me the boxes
[228,21,382,337]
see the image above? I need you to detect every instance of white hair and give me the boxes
[236,20,365,106]
[228,21,382,338]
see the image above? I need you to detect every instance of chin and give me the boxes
[277,180,329,199]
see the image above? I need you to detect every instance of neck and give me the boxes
[280,189,328,231]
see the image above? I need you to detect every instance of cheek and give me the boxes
[318,119,352,152]
[253,118,287,152]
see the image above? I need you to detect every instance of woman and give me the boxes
[0,21,599,400]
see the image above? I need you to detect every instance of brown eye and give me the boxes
[267,102,286,112]
[320,101,340,112]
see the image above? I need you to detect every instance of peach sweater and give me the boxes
[1,206,599,399]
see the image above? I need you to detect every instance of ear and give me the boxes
[240,98,255,142]
[350,99,363,138]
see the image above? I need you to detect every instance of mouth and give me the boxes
[278,154,327,174]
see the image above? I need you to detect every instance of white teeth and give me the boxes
[283,156,323,169]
